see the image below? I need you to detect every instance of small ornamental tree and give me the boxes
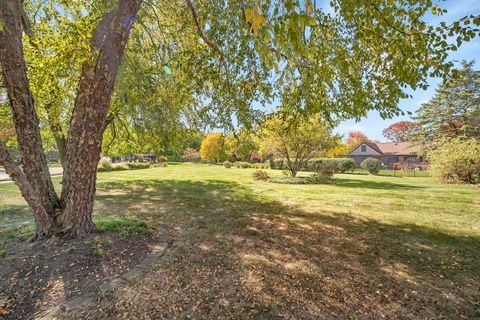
[427,138,480,184]
[383,121,419,143]
[225,130,258,162]
[361,158,382,175]
[259,115,339,177]
[200,133,227,163]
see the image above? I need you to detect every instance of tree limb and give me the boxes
[0,0,60,215]
[185,0,224,61]
[61,0,143,235]
[0,140,52,237]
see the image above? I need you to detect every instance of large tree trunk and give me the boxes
[60,0,142,237]
[1,0,142,238]
[0,0,60,222]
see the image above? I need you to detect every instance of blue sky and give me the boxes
[334,0,480,141]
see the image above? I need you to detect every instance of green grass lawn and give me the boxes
[348,168,432,177]
[1,163,479,318]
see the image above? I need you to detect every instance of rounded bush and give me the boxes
[233,161,252,168]
[111,164,129,171]
[361,158,382,174]
[252,170,269,181]
[126,162,151,170]
[223,161,233,168]
[270,158,354,173]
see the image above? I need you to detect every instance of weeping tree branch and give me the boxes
[185,0,225,61]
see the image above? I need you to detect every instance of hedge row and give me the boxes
[223,161,270,169]
[269,158,355,173]
[98,162,151,172]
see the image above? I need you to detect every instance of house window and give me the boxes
[406,156,417,163]
[361,145,366,152]
[385,156,399,163]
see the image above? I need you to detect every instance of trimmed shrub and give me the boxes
[152,162,168,168]
[252,170,269,180]
[252,162,270,169]
[126,162,151,170]
[428,138,480,184]
[333,158,355,173]
[361,158,381,175]
[270,158,354,173]
[233,161,252,168]
[229,161,269,169]
[98,157,112,172]
[111,164,129,171]
[269,159,287,170]
[223,161,233,168]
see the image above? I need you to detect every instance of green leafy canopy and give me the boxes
[4,0,479,156]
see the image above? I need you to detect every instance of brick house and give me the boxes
[347,142,429,170]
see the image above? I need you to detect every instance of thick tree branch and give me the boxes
[0,0,60,215]
[0,141,52,237]
[61,0,143,236]
[185,0,224,61]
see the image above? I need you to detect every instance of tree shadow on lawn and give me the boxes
[334,177,427,190]
[76,178,480,319]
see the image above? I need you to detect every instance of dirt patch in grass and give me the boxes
[0,228,161,319]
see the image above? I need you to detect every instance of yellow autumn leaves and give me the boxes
[244,1,315,34]
[244,6,266,34]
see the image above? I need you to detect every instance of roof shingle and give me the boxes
[374,142,420,155]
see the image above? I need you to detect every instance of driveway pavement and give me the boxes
[0,166,63,182]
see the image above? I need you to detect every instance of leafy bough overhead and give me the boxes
[0,0,478,238]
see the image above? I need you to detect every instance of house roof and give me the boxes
[375,142,421,155]
[364,142,383,154]
[350,142,421,156]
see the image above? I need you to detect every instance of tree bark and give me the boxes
[0,0,60,218]
[0,141,52,238]
[1,0,142,239]
[60,0,143,237]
